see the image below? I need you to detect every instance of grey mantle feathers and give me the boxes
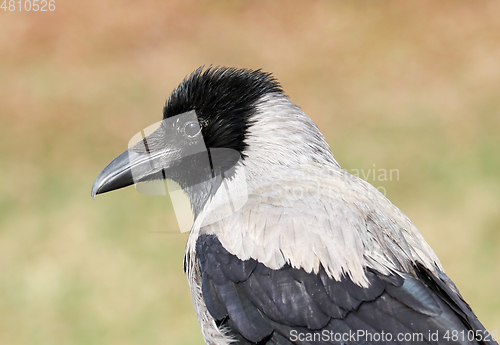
[92,67,496,345]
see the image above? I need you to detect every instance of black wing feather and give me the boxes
[196,235,496,345]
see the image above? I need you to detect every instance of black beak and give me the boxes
[91,150,144,199]
[91,111,241,200]
[91,133,182,199]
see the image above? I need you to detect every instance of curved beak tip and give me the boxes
[91,176,102,200]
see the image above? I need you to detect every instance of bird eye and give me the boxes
[184,122,201,138]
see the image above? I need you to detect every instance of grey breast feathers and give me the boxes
[197,162,442,287]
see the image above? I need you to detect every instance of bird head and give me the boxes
[91,67,337,216]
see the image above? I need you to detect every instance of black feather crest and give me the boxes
[163,66,283,154]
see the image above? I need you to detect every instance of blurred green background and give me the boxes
[1,1,499,344]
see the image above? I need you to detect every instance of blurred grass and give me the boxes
[0,1,499,344]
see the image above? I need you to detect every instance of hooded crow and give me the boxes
[92,67,497,345]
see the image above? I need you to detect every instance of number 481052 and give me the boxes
[1,0,55,11]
